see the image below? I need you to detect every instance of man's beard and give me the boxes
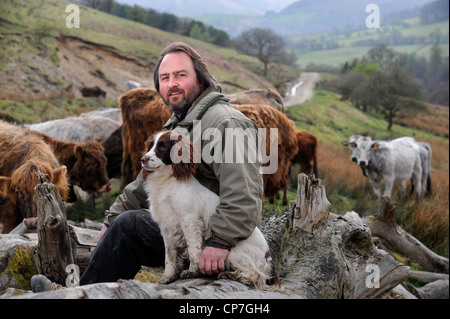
[168,98,189,115]
[165,85,203,116]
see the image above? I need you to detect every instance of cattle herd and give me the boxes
[0,84,432,234]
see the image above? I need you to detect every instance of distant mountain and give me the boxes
[273,0,435,35]
[116,0,438,37]
[117,0,298,17]
[195,0,436,37]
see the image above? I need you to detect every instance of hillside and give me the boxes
[125,0,298,18]
[194,0,435,37]
[0,0,289,105]
[291,18,449,68]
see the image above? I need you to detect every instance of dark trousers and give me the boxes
[79,210,165,285]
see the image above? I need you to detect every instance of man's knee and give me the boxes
[109,210,163,248]
[109,210,147,233]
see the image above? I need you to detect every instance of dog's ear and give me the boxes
[142,169,148,180]
[171,134,199,181]
[142,132,159,157]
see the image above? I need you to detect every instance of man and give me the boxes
[32,42,263,290]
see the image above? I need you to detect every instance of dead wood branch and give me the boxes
[363,199,449,274]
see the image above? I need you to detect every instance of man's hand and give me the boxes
[97,224,108,243]
[199,246,229,275]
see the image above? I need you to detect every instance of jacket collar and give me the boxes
[163,87,228,130]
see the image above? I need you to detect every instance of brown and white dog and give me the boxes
[141,131,281,289]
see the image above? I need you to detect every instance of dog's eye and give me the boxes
[158,144,168,151]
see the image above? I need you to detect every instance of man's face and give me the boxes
[158,52,203,116]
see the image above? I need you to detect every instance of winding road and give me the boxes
[285,72,321,107]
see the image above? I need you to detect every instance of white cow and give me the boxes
[342,135,367,176]
[345,136,423,200]
[342,135,363,163]
[416,141,432,197]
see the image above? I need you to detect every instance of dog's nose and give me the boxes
[141,155,148,166]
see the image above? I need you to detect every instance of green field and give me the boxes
[291,19,449,68]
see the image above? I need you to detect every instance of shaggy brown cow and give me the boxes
[120,88,172,187]
[80,85,106,98]
[32,131,111,202]
[278,130,319,206]
[232,104,298,205]
[0,122,69,233]
[101,126,123,179]
[292,130,318,176]
[226,89,285,113]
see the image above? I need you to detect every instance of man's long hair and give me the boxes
[153,42,221,94]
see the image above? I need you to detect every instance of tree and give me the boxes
[420,0,449,24]
[334,57,425,129]
[429,42,443,72]
[234,28,288,76]
[367,65,424,130]
[126,5,147,23]
[98,0,115,13]
[86,0,101,9]
[363,44,407,70]
[189,23,214,43]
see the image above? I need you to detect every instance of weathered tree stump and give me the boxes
[294,174,331,231]
[363,198,449,274]
[275,175,409,299]
[34,171,76,285]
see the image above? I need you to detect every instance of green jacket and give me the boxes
[104,87,264,247]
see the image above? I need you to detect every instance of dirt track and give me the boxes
[285,72,321,107]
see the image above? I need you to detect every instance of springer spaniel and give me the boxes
[141,131,281,289]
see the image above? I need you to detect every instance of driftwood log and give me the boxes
[5,173,415,299]
[362,198,449,274]
[34,171,77,285]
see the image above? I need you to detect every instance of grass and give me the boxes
[285,89,441,144]
[0,98,118,124]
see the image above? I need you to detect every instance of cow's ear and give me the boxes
[342,140,349,147]
[371,143,379,151]
[51,166,69,201]
[74,145,84,159]
[0,176,12,198]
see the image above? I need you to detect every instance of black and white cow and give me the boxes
[343,136,423,200]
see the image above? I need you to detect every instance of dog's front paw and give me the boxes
[158,275,177,284]
[180,270,201,280]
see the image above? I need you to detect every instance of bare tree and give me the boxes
[234,28,288,76]
[368,65,424,130]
